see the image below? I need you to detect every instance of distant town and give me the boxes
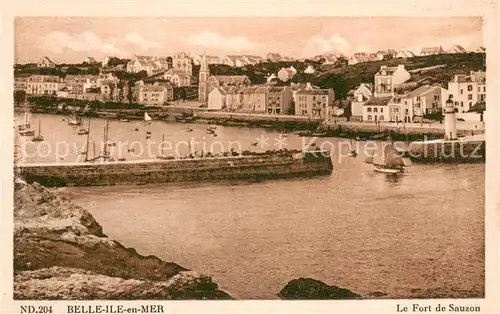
[14,44,486,126]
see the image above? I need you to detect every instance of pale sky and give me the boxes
[14,17,483,63]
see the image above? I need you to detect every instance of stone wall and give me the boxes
[409,140,485,163]
[18,153,333,187]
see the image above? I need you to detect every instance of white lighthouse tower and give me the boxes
[444,95,457,140]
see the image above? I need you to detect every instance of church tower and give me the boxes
[198,53,210,105]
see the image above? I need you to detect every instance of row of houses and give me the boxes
[348,64,486,123]
[207,84,335,118]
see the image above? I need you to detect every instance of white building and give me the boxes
[26,75,64,95]
[447,71,486,119]
[373,65,411,97]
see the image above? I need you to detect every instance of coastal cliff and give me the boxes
[13,178,232,300]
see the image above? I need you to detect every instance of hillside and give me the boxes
[199,53,485,99]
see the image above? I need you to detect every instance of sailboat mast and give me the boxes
[84,118,91,162]
[38,119,41,136]
[103,119,109,160]
[161,134,165,155]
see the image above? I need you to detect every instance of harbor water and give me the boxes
[17,114,484,299]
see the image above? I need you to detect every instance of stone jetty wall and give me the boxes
[409,140,485,163]
[17,152,333,187]
[321,123,483,137]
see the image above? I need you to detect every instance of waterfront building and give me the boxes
[36,56,57,68]
[266,87,293,115]
[64,75,99,94]
[138,82,173,106]
[400,85,448,120]
[444,95,457,140]
[447,70,486,119]
[290,82,315,102]
[349,84,374,122]
[14,76,29,91]
[374,65,411,97]
[362,96,392,123]
[198,53,210,105]
[295,88,334,119]
[26,75,64,95]
[420,46,445,56]
[205,75,251,92]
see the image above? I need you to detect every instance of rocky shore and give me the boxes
[13,178,232,300]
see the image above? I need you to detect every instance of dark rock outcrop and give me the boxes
[14,178,232,300]
[278,278,362,300]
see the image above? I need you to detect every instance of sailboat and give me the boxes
[31,119,44,142]
[18,110,31,130]
[144,111,152,124]
[78,118,90,135]
[185,125,193,132]
[372,143,411,174]
[347,138,357,157]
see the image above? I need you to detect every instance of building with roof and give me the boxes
[163,69,194,86]
[221,55,263,67]
[395,50,416,59]
[362,96,393,123]
[304,65,316,74]
[127,55,170,76]
[205,75,252,94]
[26,75,64,95]
[266,87,293,115]
[447,45,467,54]
[376,49,397,60]
[193,54,223,65]
[84,57,98,64]
[447,70,486,119]
[349,83,374,121]
[266,53,282,62]
[420,46,445,56]
[295,89,334,119]
[64,75,100,94]
[400,85,448,120]
[277,66,297,82]
[14,76,30,91]
[348,53,379,65]
[37,57,57,68]
[172,52,192,76]
[138,82,173,106]
[374,65,411,97]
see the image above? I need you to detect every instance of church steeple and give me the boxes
[198,52,210,105]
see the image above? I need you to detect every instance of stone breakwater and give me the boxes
[13,178,232,300]
[17,151,334,187]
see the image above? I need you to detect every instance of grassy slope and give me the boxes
[198,53,485,99]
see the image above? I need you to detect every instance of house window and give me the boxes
[434,94,439,101]
[483,86,486,92]
[461,101,464,107]
[367,108,372,112]
[469,102,472,108]
[367,115,372,120]
[460,89,463,94]
[467,85,473,91]
[417,96,421,101]
[380,108,384,113]
[374,108,378,113]
[468,94,472,100]
[379,116,384,121]
[477,86,481,92]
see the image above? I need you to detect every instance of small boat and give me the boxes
[31,119,44,142]
[117,157,127,161]
[348,139,357,157]
[206,128,215,135]
[68,114,82,126]
[207,124,217,130]
[120,118,129,122]
[134,128,139,131]
[372,143,411,174]
[251,141,258,146]
[279,131,288,137]
[146,131,152,135]
[127,148,135,153]
[19,129,35,137]
[77,128,89,135]
[107,141,116,147]
[185,126,193,132]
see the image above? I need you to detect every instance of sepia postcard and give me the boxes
[1,0,499,313]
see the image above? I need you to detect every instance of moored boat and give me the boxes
[371,143,411,174]
[31,119,44,142]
